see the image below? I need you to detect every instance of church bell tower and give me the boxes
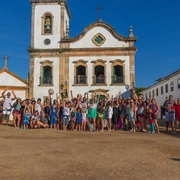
[30,0,70,49]
[28,0,71,99]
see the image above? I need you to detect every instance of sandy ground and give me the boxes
[0,125,180,180]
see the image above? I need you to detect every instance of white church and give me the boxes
[28,0,137,100]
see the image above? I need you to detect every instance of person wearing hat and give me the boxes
[1,89,17,126]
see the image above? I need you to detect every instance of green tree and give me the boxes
[135,87,145,96]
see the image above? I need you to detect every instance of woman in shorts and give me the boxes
[12,98,22,128]
[62,102,70,131]
[137,99,146,132]
[151,98,160,133]
[128,100,137,132]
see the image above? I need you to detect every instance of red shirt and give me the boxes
[172,105,180,118]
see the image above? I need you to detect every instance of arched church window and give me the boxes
[76,65,86,84]
[110,60,125,85]
[112,65,124,84]
[39,60,54,86]
[42,13,53,34]
[94,65,105,84]
[91,60,106,85]
[73,60,88,86]
[41,66,52,84]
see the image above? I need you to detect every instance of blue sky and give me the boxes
[0,0,179,87]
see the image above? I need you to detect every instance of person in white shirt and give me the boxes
[1,89,16,126]
[35,98,42,114]
[107,101,113,131]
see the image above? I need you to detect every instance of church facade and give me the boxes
[28,0,137,100]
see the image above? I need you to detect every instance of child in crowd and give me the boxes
[50,100,58,129]
[148,105,155,134]
[82,109,87,131]
[23,108,30,129]
[32,110,40,129]
[76,107,82,131]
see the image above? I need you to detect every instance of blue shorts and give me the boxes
[128,115,135,122]
[165,112,175,122]
[62,115,69,125]
[50,116,57,125]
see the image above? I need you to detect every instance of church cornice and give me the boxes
[30,0,71,18]
[30,0,65,3]
[27,47,137,53]
[61,21,137,43]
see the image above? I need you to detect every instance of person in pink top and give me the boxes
[171,98,180,132]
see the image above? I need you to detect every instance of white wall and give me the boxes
[64,8,69,36]
[69,56,130,98]
[0,72,27,86]
[33,57,59,100]
[70,27,129,48]
[34,4,61,49]
[142,73,180,108]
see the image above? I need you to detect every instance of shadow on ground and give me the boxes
[170,158,180,162]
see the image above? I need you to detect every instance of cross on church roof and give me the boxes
[3,55,9,69]
[95,5,103,22]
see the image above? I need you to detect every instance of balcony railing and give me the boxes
[39,76,53,85]
[111,76,124,84]
[74,75,87,85]
[93,76,106,84]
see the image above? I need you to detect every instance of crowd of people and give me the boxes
[0,88,180,134]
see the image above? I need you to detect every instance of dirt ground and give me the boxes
[0,125,180,180]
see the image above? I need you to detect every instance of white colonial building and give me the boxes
[141,69,180,109]
[28,0,137,100]
[0,66,29,100]
[0,63,29,120]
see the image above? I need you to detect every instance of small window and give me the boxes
[178,79,180,89]
[94,65,105,84]
[161,86,163,94]
[149,91,151,98]
[146,93,147,99]
[152,90,155,97]
[112,65,124,84]
[170,81,174,91]
[156,88,158,96]
[41,66,52,85]
[165,84,168,93]
[75,65,86,84]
